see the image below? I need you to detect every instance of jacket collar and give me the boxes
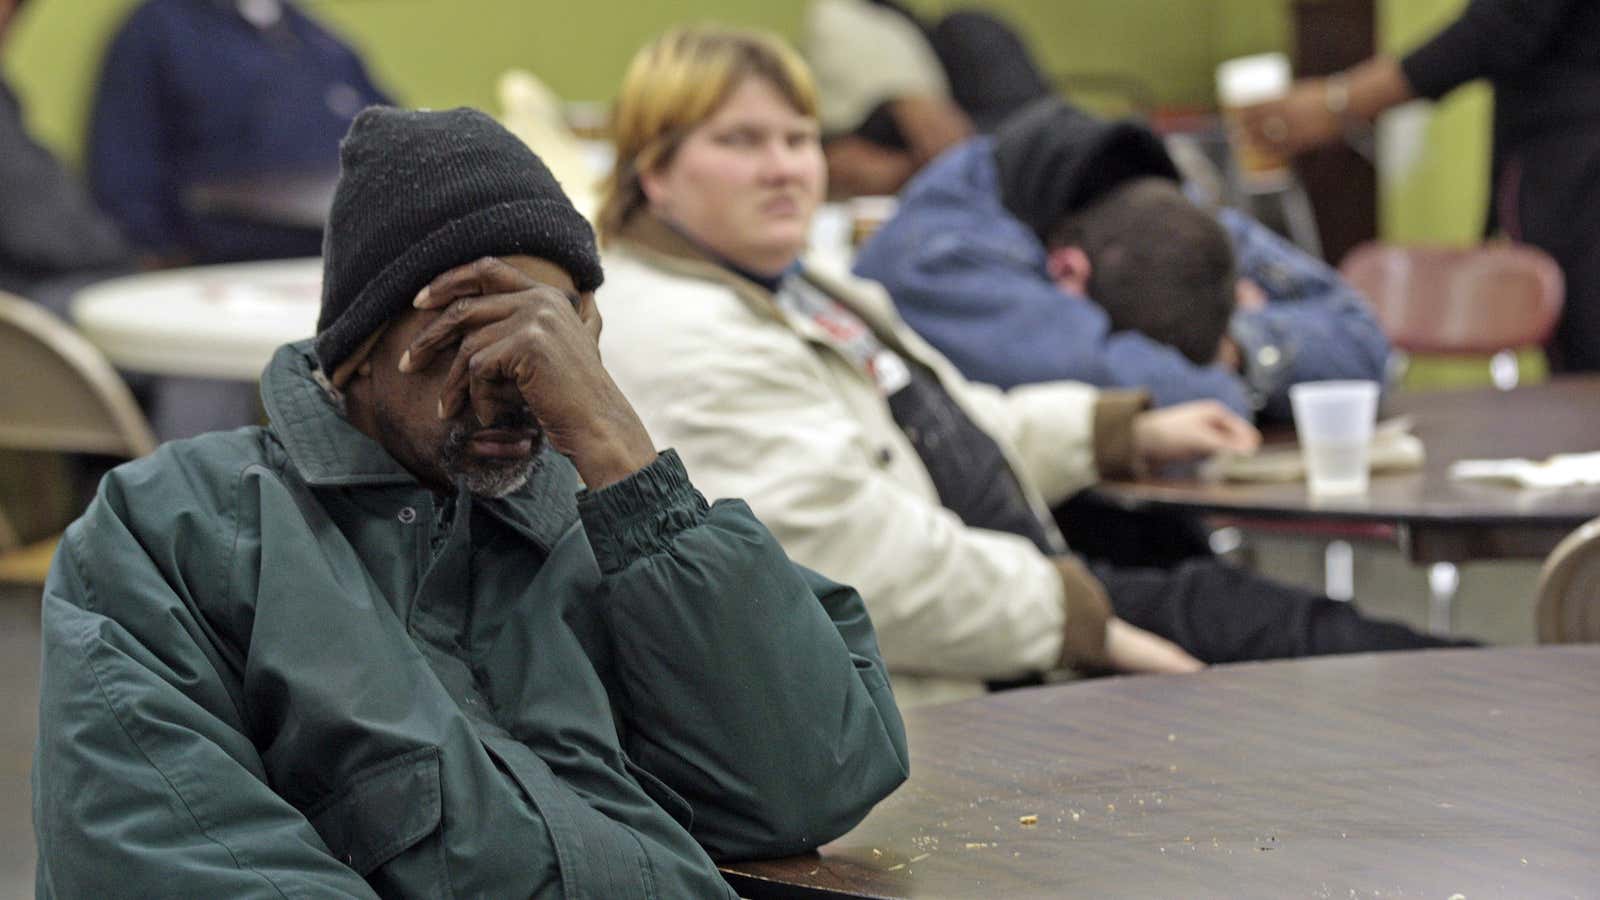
[613,212,910,342]
[261,340,417,487]
[612,213,790,317]
[260,340,580,550]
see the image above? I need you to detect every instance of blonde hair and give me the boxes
[597,25,819,243]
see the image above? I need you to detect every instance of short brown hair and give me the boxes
[597,25,819,243]
[1047,178,1237,365]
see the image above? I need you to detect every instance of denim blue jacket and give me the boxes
[854,138,1390,420]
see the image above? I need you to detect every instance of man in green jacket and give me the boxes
[32,107,909,898]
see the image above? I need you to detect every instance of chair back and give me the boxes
[0,292,157,460]
[1537,516,1600,643]
[1338,241,1564,355]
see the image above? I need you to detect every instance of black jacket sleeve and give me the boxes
[1401,0,1585,99]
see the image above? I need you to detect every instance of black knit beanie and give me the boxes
[315,106,603,374]
[991,98,1181,242]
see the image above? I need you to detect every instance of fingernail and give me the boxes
[437,399,445,419]
[413,285,430,307]
[398,350,411,372]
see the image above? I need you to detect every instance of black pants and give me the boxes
[1055,492,1470,664]
[1093,558,1467,664]
[1503,125,1600,373]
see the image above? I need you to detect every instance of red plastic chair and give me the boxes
[1339,241,1564,388]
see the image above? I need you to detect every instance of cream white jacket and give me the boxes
[598,220,1139,704]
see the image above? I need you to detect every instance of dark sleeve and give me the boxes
[298,6,394,107]
[87,12,186,256]
[579,450,909,860]
[0,87,130,276]
[1400,0,1585,99]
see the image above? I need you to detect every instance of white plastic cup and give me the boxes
[1289,380,1380,496]
[1216,52,1292,190]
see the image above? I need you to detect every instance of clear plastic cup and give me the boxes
[1216,52,1292,190]
[1289,380,1380,495]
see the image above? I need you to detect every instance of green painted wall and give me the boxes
[1376,0,1488,245]
[9,0,1482,249]
[2,0,806,167]
[7,0,1292,168]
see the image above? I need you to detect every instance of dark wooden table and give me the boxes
[1094,376,1600,563]
[721,647,1600,898]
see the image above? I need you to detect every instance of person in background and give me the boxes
[88,0,391,264]
[594,26,1463,708]
[1238,0,1600,373]
[2,0,260,442]
[802,0,1050,197]
[33,106,908,897]
[0,0,133,314]
[856,99,1390,423]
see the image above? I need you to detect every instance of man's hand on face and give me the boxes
[1133,400,1261,465]
[400,256,657,490]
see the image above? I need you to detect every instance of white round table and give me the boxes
[72,258,322,381]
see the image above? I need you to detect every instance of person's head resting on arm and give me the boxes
[994,99,1244,368]
[597,25,826,280]
[1046,178,1238,367]
[317,105,654,496]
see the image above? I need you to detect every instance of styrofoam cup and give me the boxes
[1289,380,1380,495]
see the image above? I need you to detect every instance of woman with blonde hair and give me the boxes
[597,25,821,260]
[596,26,1452,707]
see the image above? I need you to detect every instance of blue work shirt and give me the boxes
[854,138,1391,421]
[88,0,391,263]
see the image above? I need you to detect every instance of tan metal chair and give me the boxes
[0,291,157,585]
[1536,516,1600,644]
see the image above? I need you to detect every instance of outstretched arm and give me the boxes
[1238,0,1581,155]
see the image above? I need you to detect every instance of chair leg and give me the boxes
[1208,525,1245,560]
[1489,350,1520,391]
[1427,562,1460,635]
[1324,540,1354,602]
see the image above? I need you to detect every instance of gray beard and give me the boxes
[438,418,544,499]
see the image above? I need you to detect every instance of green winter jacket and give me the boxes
[33,340,908,898]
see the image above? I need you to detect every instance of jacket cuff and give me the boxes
[1053,555,1112,669]
[1229,311,1292,413]
[577,449,709,574]
[1092,389,1150,479]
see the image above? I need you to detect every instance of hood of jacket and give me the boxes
[991,98,1180,241]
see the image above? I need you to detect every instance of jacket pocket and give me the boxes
[624,755,695,833]
[308,746,449,890]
